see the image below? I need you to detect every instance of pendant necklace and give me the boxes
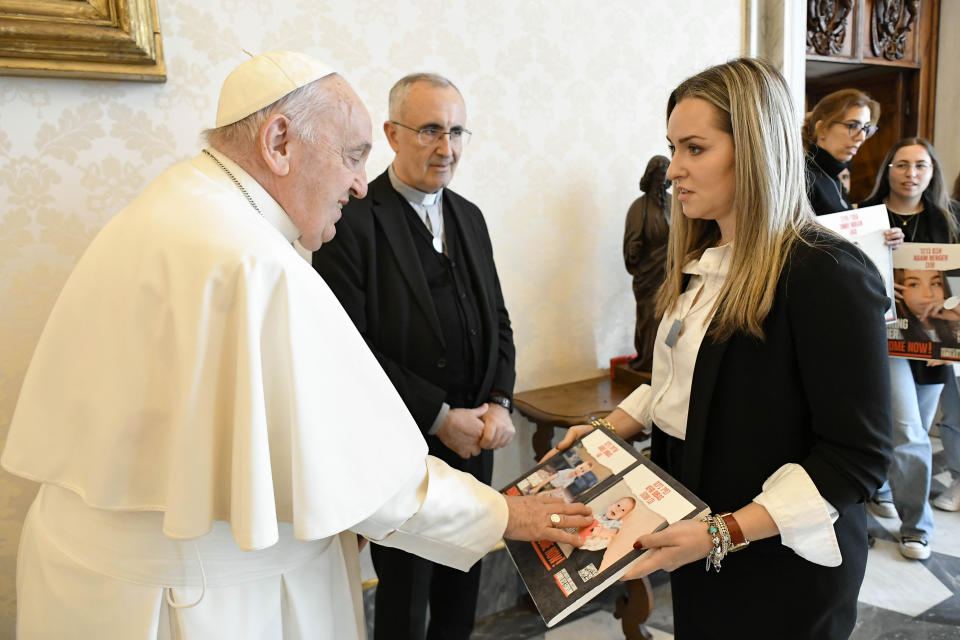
[887,203,921,242]
[664,248,730,348]
[424,202,444,253]
[664,284,706,348]
[203,149,262,215]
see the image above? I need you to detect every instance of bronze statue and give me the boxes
[623,155,671,372]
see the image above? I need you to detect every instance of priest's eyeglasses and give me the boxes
[391,121,472,147]
[832,120,879,139]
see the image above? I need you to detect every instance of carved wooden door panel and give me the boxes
[808,67,916,202]
[806,0,940,203]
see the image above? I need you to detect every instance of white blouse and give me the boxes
[619,244,842,567]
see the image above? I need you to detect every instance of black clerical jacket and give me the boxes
[312,170,516,436]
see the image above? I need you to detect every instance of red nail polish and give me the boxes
[633,540,643,550]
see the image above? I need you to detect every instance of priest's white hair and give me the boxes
[388,73,462,121]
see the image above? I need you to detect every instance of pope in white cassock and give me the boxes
[2,52,592,639]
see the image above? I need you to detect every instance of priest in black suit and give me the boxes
[312,73,516,640]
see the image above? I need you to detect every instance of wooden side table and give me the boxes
[514,373,646,462]
[513,372,655,640]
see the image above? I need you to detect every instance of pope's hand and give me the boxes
[502,495,593,547]
[437,406,488,458]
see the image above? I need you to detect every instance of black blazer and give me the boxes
[312,170,516,435]
[655,232,892,639]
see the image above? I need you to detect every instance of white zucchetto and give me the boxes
[216,51,335,127]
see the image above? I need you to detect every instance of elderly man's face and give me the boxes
[287,81,372,250]
[386,83,465,193]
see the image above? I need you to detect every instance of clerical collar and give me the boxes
[808,144,849,178]
[198,148,301,244]
[388,164,443,205]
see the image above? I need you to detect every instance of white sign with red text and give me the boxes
[817,204,896,322]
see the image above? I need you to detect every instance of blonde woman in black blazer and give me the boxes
[550,59,892,640]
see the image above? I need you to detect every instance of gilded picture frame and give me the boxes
[0,0,165,82]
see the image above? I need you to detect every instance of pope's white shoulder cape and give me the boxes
[3,155,429,551]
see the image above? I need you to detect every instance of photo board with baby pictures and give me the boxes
[501,426,709,627]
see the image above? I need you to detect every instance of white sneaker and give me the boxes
[899,537,931,560]
[867,498,897,519]
[932,479,960,512]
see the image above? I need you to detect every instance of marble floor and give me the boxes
[468,434,960,640]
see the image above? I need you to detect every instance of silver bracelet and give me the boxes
[701,514,730,573]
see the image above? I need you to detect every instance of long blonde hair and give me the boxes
[656,58,816,341]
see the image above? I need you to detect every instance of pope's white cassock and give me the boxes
[2,147,508,639]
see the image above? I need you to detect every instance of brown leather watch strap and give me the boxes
[718,512,749,551]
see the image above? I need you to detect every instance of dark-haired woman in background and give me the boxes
[861,137,960,555]
[803,90,904,252]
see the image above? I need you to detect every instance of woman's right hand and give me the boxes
[884,227,905,249]
[619,518,716,580]
[539,424,595,463]
[930,304,960,323]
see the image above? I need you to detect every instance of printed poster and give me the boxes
[887,242,960,361]
[501,427,708,627]
[817,204,896,322]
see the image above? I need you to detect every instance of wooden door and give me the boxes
[805,0,940,204]
[807,66,917,203]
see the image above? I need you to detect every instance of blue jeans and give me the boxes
[934,372,960,480]
[875,357,938,540]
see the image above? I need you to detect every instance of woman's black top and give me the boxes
[806,145,851,215]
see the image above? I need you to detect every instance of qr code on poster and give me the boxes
[577,563,598,582]
[553,568,577,596]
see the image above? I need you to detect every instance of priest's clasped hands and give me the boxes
[437,403,515,458]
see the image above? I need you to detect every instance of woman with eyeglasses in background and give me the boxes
[803,89,880,214]
[860,137,960,557]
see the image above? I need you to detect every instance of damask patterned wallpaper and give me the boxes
[0,0,740,633]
